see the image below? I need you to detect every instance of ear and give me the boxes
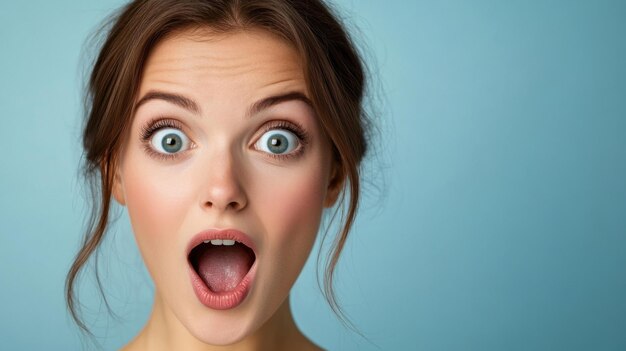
[324,162,345,208]
[111,165,126,206]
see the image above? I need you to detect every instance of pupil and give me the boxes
[267,134,288,154]
[162,133,182,153]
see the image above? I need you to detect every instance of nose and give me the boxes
[199,151,248,212]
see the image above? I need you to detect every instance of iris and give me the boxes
[267,133,289,154]
[162,133,183,153]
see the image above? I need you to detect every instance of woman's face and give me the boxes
[112,28,340,344]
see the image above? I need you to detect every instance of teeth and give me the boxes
[202,239,239,246]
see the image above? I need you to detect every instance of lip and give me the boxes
[186,228,258,257]
[186,228,258,310]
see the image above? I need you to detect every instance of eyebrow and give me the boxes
[135,90,200,114]
[134,90,313,118]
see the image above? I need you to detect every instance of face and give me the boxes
[112,29,341,344]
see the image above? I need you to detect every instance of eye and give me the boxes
[255,129,299,155]
[150,128,191,155]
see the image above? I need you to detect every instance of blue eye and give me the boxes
[256,129,299,155]
[150,128,190,154]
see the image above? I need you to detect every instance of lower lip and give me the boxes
[188,259,258,310]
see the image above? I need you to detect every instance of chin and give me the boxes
[197,331,246,346]
[186,317,252,346]
[179,304,262,346]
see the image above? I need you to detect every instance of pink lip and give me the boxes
[186,228,258,310]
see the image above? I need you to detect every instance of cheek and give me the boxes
[120,156,194,270]
[254,162,329,269]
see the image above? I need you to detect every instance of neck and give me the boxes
[122,292,317,351]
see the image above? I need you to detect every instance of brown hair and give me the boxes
[67,0,370,337]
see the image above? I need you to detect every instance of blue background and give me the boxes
[1,0,625,350]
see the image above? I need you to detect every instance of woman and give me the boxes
[66,0,370,349]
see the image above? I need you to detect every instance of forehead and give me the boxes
[138,28,307,106]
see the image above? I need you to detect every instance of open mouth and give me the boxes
[188,239,256,293]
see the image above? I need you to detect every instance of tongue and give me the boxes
[196,244,254,293]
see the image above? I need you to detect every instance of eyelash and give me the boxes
[139,118,309,161]
[140,118,188,161]
[257,120,309,161]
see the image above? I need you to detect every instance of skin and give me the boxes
[112,28,342,351]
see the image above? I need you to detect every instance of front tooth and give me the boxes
[222,239,235,246]
[203,240,210,244]
[210,239,223,245]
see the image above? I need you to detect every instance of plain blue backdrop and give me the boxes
[1,0,625,350]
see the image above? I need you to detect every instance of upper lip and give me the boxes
[186,228,258,257]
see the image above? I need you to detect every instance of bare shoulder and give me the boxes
[118,336,142,351]
[118,342,135,351]
[300,342,325,351]
[299,336,326,351]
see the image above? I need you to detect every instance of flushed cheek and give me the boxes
[122,161,194,280]
[254,167,328,283]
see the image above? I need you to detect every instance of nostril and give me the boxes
[227,201,241,210]
[204,200,243,211]
[201,180,248,211]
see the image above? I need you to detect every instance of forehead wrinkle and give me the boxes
[139,30,308,116]
[147,31,302,76]
[143,65,304,95]
[145,54,302,83]
[260,77,307,94]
